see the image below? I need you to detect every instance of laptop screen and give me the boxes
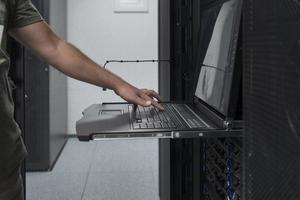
[195,0,242,116]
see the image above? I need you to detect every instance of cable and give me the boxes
[103,59,171,68]
[201,64,233,73]
[226,142,234,200]
[101,59,231,92]
[102,59,172,91]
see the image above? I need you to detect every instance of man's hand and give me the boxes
[115,84,164,111]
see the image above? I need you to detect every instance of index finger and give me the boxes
[140,93,164,111]
[142,89,162,102]
[151,100,165,111]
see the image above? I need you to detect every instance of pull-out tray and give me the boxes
[76,103,243,141]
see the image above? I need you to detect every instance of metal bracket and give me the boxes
[91,129,243,141]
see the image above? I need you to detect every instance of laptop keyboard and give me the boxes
[131,104,179,129]
[130,104,206,130]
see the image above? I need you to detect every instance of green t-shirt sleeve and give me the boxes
[9,0,43,29]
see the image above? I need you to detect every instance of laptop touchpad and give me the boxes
[100,109,123,115]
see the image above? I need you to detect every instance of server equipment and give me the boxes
[159,0,244,199]
[160,0,300,199]
[244,0,300,199]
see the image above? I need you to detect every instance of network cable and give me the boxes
[102,59,171,91]
[226,142,234,200]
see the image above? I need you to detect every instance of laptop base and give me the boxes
[76,103,243,141]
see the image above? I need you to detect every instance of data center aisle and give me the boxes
[26,138,159,200]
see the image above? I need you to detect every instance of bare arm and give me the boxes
[9,21,163,110]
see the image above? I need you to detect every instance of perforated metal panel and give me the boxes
[244,0,300,199]
[203,138,243,200]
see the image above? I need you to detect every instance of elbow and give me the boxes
[44,38,67,67]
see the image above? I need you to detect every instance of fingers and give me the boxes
[151,100,165,111]
[141,89,162,101]
[133,95,152,107]
[116,84,164,110]
[140,92,164,111]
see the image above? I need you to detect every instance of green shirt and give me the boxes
[0,0,42,172]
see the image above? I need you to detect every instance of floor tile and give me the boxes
[52,139,96,173]
[26,171,87,200]
[91,139,158,173]
[82,171,159,200]
[26,138,159,200]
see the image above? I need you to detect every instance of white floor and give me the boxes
[26,138,159,200]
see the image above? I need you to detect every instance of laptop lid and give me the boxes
[194,0,243,118]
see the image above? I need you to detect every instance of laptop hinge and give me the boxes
[223,118,244,130]
[193,97,226,128]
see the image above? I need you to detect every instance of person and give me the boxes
[0,0,164,199]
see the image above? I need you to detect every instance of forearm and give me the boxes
[9,22,130,93]
[46,39,129,92]
[9,21,164,109]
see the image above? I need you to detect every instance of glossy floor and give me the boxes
[26,138,159,200]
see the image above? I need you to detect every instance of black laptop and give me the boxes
[76,0,243,141]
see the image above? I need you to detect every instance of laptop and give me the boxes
[76,0,243,141]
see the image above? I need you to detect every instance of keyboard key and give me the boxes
[169,122,176,128]
[158,112,166,122]
[164,115,171,122]
[148,118,155,122]
[154,122,162,128]
[140,111,148,122]
[140,123,148,129]
[162,122,169,128]
[147,123,154,129]
[134,107,142,120]
[133,124,140,129]
[153,114,160,121]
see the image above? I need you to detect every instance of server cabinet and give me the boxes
[168,1,204,199]
[17,0,68,171]
[169,0,200,101]
[244,0,300,199]
[9,37,27,200]
[158,0,171,199]
[160,0,300,199]
[159,0,244,200]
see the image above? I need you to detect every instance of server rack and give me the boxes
[159,0,244,200]
[160,0,300,199]
[8,37,27,200]
[202,138,243,200]
[244,0,300,199]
